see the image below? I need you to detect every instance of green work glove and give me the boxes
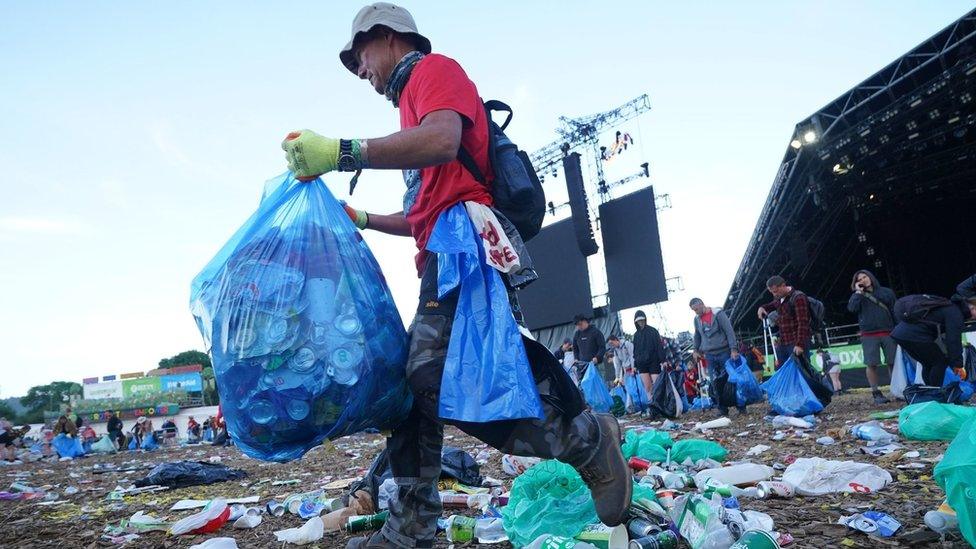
[342,203,368,230]
[281,130,339,180]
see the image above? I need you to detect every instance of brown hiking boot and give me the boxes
[577,413,632,526]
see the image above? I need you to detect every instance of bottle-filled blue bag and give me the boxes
[761,357,823,416]
[725,356,764,407]
[580,363,613,414]
[190,173,413,462]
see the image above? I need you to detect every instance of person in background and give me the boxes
[817,348,843,394]
[202,417,214,442]
[53,415,77,438]
[572,314,608,384]
[79,420,97,453]
[847,269,897,404]
[891,287,976,386]
[690,297,744,416]
[553,338,578,384]
[160,418,177,445]
[607,335,634,385]
[187,416,201,442]
[739,342,766,384]
[106,412,125,450]
[757,276,812,366]
[633,310,665,398]
[0,419,28,463]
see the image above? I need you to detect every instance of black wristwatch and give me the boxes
[338,139,358,172]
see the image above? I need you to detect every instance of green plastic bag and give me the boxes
[501,460,598,547]
[670,439,727,463]
[934,418,976,547]
[899,401,976,441]
[621,429,674,459]
[90,436,116,454]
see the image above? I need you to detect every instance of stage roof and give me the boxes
[725,8,976,335]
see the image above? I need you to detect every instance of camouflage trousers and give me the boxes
[381,262,601,548]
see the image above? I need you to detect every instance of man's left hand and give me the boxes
[954,367,968,381]
[793,345,805,356]
[282,130,339,180]
[730,350,740,360]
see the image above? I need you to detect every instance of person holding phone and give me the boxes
[847,270,897,404]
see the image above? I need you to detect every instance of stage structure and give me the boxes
[725,8,976,336]
[514,96,672,333]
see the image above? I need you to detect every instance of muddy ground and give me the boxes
[0,390,967,548]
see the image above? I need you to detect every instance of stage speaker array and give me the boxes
[562,152,600,256]
[599,187,668,309]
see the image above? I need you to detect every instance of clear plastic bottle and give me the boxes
[444,516,508,544]
[850,423,896,442]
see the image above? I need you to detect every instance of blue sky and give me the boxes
[0,1,971,398]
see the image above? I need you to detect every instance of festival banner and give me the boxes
[122,376,162,399]
[82,380,123,401]
[160,372,203,392]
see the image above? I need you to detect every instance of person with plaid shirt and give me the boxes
[757,275,812,368]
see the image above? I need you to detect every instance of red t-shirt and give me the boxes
[398,53,493,274]
[700,310,714,326]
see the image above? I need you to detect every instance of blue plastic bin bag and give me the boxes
[624,373,649,412]
[128,436,137,451]
[580,362,613,414]
[943,367,974,403]
[761,356,824,416]
[190,172,413,462]
[52,434,85,458]
[426,203,543,422]
[611,385,627,404]
[140,433,158,451]
[725,356,764,406]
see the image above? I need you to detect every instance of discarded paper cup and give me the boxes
[755,481,794,499]
[728,529,780,549]
[321,496,344,512]
[655,489,676,510]
[266,500,286,517]
[575,523,628,549]
[233,511,262,529]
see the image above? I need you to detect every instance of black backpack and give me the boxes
[789,291,826,332]
[457,100,546,242]
[893,294,953,324]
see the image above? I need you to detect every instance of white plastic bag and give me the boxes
[890,346,924,400]
[189,538,239,549]
[782,457,892,496]
[501,454,541,477]
[170,498,228,535]
[274,516,325,545]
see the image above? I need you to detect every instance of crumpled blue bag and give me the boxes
[52,434,85,458]
[190,173,413,461]
[580,363,613,413]
[725,356,764,406]
[761,356,824,416]
[128,436,137,451]
[943,367,975,402]
[427,204,543,422]
[140,433,158,451]
[624,374,649,412]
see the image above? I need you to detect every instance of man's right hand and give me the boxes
[757,307,767,320]
[342,203,368,230]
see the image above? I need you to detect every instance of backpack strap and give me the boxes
[862,292,893,322]
[484,100,513,131]
[457,145,486,184]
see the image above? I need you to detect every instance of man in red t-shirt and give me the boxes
[280,4,629,547]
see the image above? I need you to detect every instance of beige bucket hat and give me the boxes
[339,2,431,74]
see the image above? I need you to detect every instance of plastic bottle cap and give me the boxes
[289,348,316,373]
[250,399,276,425]
[287,399,310,421]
